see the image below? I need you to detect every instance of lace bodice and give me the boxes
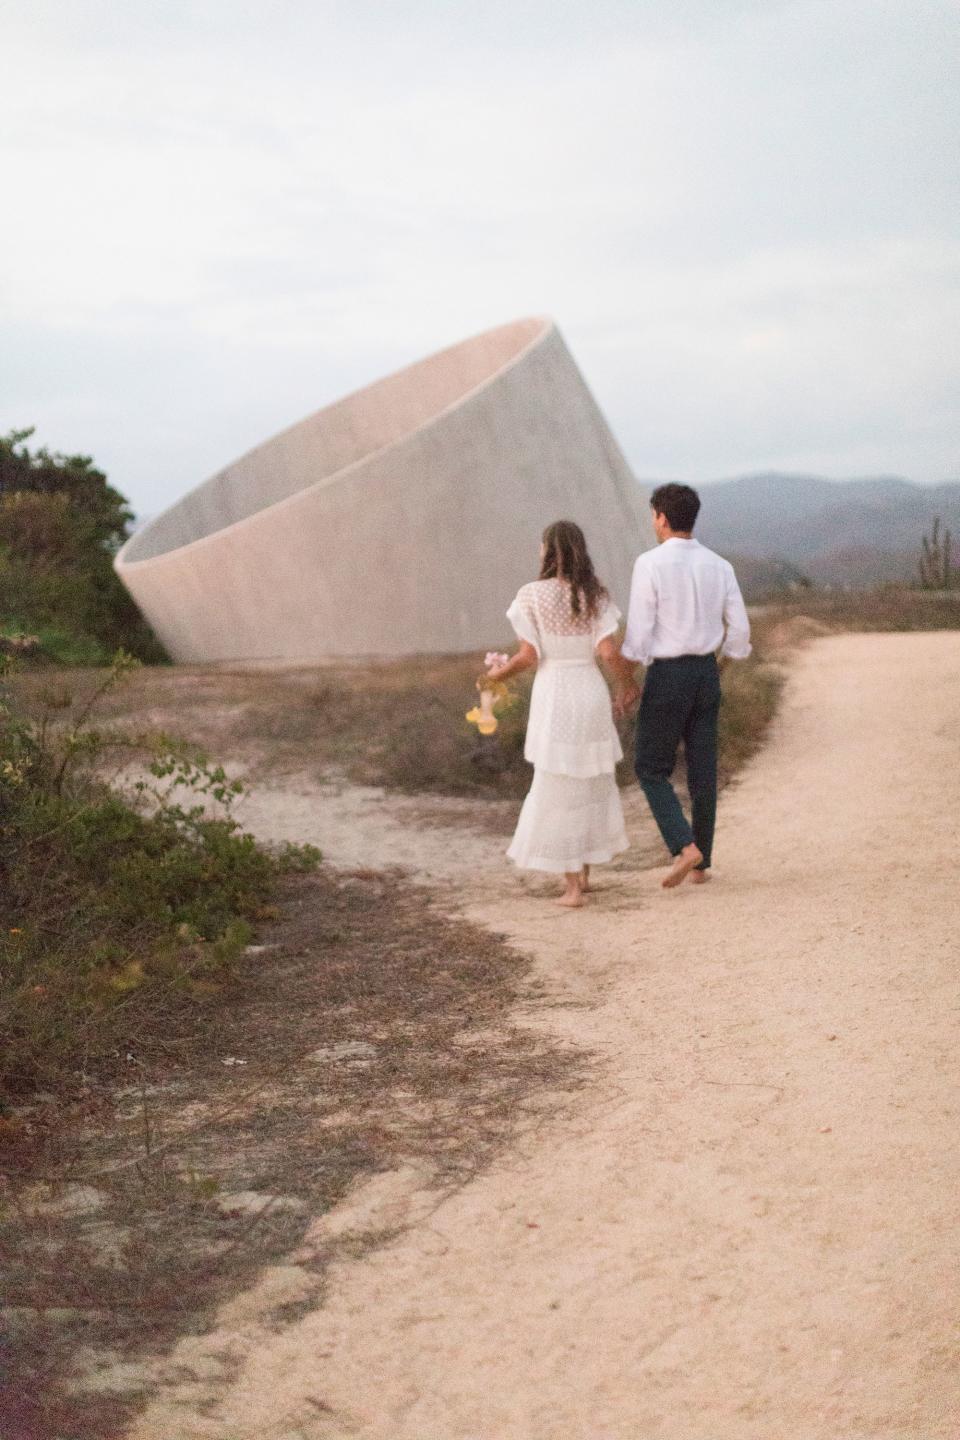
[506,578,620,658]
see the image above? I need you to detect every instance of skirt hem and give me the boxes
[506,839,629,875]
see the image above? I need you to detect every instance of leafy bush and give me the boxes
[0,652,318,1102]
[0,428,165,664]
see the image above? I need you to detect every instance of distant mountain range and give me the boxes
[660,473,960,594]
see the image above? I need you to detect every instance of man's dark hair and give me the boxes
[649,482,701,533]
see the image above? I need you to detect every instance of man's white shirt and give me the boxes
[622,538,752,667]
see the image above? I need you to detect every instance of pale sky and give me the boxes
[1,0,957,517]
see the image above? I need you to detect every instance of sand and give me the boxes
[127,632,960,1439]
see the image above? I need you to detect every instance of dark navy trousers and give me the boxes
[634,653,721,869]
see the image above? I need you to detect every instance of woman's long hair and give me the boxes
[539,520,608,620]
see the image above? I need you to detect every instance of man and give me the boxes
[619,483,752,888]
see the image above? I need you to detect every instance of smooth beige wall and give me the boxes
[115,318,653,660]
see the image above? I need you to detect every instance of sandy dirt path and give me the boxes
[128,633,959,1439]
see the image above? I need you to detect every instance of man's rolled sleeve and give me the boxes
[721,566,752,660]
[622,555,657,665]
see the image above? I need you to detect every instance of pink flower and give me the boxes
[484,651,510,671]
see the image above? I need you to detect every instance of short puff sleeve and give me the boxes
[506,587,541,657]
[592,598,622,646]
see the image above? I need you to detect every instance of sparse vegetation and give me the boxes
[0,859,578,1440]
[749,583,960,637]
[0,651,318,1104]
[47,645,783,804]
[1,862,578,1440]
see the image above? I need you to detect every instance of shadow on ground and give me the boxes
[1,866,585,1439]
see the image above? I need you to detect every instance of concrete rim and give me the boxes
[116,316,553,570]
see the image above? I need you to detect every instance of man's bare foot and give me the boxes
[690,868,711,885]
[662,843,703,889]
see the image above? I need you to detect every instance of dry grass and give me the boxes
[25,638,785,805]
[14,653,534,798]
[38,586,952,807]
[1,866,583,1439]
[749,584,960,642]
[17,586,948,830]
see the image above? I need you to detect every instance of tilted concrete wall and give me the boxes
[115,317,652,660]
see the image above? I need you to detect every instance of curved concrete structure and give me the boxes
[115,317,651,659]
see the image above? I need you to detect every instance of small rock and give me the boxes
[308,1042,376,1063]
[215,1191,306,1217]
[22,1183,108,1218]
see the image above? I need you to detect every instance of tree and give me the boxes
[0,428,134,552]
[0,428,166,663]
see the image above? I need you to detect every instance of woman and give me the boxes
[488,521,638,907]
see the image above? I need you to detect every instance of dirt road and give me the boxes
[128,633,959,1439]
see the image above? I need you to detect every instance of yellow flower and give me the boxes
[465,706,498,736]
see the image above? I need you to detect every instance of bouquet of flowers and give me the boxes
[465,652,512,736]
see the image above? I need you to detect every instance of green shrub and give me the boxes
[0,428,166,664]
[0,652,318,1101]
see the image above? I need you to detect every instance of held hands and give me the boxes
[613,681,641,721]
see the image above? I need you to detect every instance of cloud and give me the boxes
[1,0,958,511]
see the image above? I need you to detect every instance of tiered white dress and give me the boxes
[505,578,629,873]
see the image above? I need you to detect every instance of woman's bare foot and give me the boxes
[557,872,586,907]
[662,843,703,889]
[690,868,711,885]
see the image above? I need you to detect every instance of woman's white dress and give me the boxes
[506,578,629,873]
